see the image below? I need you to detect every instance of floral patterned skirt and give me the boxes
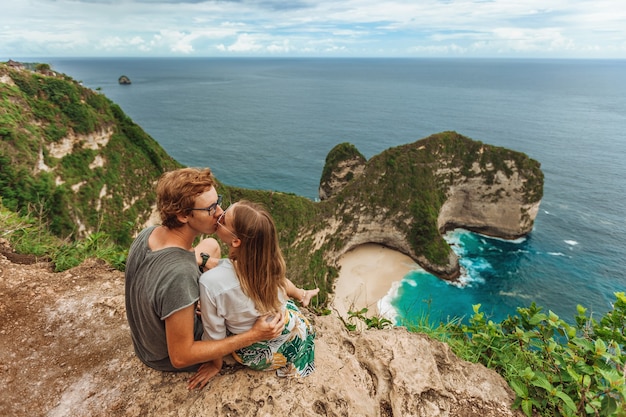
[232,300,315,377]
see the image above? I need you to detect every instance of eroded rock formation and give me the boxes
[319,143,367,200]
[314,132,543,280]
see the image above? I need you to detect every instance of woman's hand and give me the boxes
[187,358,223,390]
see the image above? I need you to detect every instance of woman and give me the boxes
[194,239,318,307]
[196,200,316,380]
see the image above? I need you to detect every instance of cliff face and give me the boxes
[0,62,180,246]
[0,249,523,417]
[318,143,367,201]
[437,172,541,239]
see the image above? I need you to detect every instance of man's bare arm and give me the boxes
[165,305,284,369]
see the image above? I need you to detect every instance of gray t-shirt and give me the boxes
[125,226,202,371]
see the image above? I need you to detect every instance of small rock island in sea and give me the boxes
[118,75,131,85]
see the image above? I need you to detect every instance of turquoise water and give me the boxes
[45,57,626,323]
[390,229,587,325]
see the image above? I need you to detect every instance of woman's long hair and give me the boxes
[230,201,287,314]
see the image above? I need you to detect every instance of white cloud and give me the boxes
[1,0,625,58]
[408,43,468,55]
[157,30,197,54]
[267,40,292,53]
[222,33,264,53]
[99,36,127,50]
[490,27,576,52]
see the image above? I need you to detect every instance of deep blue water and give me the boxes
[45,57,626,324]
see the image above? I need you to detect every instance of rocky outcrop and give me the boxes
[438,172,541,239]
[118,75,131,85]
[314,132,543,281]
[0,251,523,417]
[319,143,366,200]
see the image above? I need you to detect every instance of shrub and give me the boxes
[438,295,626,416]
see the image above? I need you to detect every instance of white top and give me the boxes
[198,258,285,340]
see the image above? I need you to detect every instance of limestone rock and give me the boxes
[319,143,366,201]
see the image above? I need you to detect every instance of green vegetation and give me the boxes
[0,62,180,247]
[319,142,366,186]
[0,199,126,271]
[34,63,51,73]
[342,307,393,331]
[404,296,626,417]
[343,296,625,416]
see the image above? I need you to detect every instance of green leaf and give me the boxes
[509,379,529,398]
[528,314,541,326]
[521,399,533,417]
[548,310,560,323]
[572,338,594,352]
[566,326,577,338]
[598,368,623,387]
[594,338,607,356]
[599,396,617,417]
[530,376,554,392]
[520,367,535,381]
[555,390,577,414]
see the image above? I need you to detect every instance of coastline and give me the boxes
[331,243,419,320]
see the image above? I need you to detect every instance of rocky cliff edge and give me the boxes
[0,248,523,417]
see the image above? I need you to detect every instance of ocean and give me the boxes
[46,57,626,325]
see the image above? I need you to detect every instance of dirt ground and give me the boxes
[0,241,130,416]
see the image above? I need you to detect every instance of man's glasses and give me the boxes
[189,195,222,216]
[217,209,238,239]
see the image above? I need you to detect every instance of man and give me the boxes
[125,167,284,386]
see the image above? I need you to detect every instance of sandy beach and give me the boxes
[331,243,419,320]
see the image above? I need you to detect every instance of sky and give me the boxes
[1,0,626,59]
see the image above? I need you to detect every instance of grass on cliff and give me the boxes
[0,199,126,271]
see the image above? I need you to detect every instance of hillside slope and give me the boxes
[0,62,180,247]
